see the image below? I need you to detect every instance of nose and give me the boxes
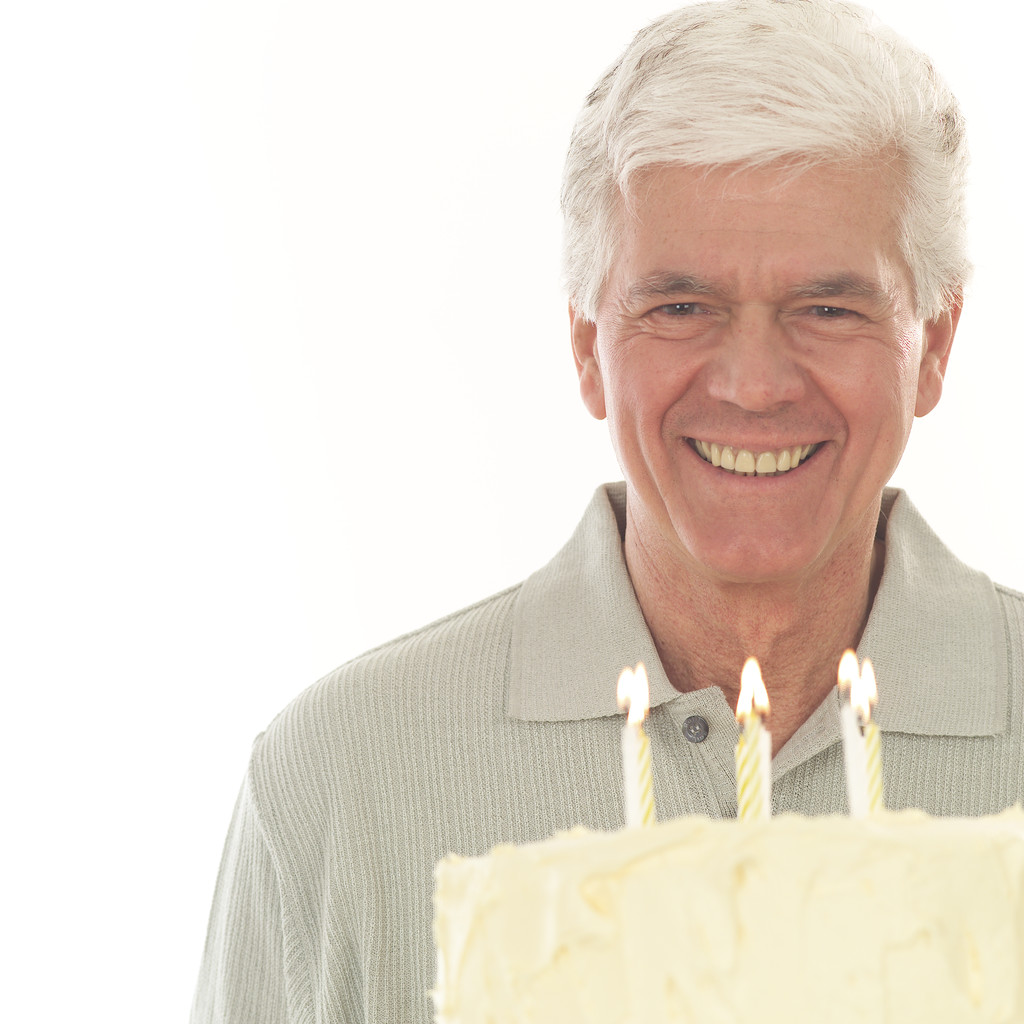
[704,308,806,413]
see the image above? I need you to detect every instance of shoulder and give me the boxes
[299,579,521,720]
[340,580,522,684]
[245,582,523,813]
[996,581,1024,606]
[995,582,1024,645]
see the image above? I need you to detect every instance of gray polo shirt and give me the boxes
[193,484,1024,1023]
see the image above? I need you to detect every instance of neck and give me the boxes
[625,512,883,754]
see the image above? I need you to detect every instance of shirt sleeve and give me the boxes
[191,774,291,1023]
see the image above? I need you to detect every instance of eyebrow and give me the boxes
[787,274,893,303]
[624,273,719,307]
[623,271,894,307]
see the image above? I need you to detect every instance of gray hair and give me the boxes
[561,0,970,322]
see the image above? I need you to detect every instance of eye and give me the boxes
[810,305,853,318]
[654,302,702,316]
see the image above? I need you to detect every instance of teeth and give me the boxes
[692,440,820,476]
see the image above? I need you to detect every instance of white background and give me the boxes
[3,0,1021,1018]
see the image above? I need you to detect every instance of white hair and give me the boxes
[561,0,970,322]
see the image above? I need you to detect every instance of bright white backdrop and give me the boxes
[3,0,1021,1019]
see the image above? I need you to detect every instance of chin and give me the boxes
[677,530,829,587]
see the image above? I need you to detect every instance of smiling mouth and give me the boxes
[688,439,822,477]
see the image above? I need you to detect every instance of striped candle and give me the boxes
[838,651,884,817]
[617,663,656,828]
[859,659,884,814]
[735,658,772,821]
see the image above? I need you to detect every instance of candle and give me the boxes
[617,663,656,828]
[735,657,772,821]
[838,650,869,818]
[856,658,884,814]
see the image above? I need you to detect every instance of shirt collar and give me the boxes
[506,483,1008,739]
[858,488,1007,736]
[507,483,679,721]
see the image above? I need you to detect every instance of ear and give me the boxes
[570,304,607,420]
[915,297,961,418]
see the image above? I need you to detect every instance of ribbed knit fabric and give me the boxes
[192,484,1024,1024]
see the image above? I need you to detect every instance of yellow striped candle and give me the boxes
[735,658,772,821]
[857,658,884,814]
[617,663,656,828]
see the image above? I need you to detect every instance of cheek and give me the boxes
[597,349,689,462]
[620,364,698,446]
[826,326,922,401]
[840,346,922,457]
[601,345,658,411]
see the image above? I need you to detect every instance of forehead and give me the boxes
[612,160,909,299]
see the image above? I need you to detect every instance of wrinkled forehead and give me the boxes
[620,155,905,222]
[605,158,914,306]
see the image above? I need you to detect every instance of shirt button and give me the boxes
[682,715,710,743]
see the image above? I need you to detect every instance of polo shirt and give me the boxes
[192,483,1024,1023]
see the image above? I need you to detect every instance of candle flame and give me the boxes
[851,657,878,722]
[736,657,769,722]
[617,662,650,725]
[837,649,859,694]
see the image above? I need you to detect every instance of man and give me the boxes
[193,1,1024,1021]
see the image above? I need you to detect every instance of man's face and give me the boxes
[572,160,958,586]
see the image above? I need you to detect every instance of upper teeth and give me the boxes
[692,440,819,476]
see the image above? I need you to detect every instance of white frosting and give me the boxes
[433,810,1024,1023]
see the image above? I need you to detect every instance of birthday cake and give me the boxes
[432,809,1024,1023]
